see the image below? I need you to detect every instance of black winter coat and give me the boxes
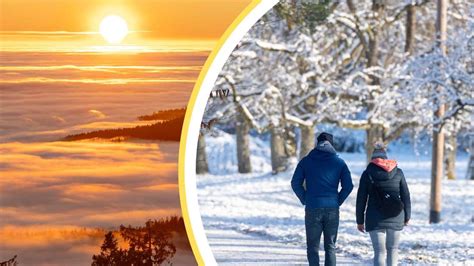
[356,163,411,232]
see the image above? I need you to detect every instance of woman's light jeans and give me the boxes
[368,229,401,266]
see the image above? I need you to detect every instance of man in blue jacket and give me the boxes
[291,132,353,266]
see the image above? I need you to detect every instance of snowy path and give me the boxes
[198,170,365,265]
[197,133,473,264]
[206,229,363,265]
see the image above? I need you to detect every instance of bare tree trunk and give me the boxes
[430,0,447,224]
[285,125,297,158]
[430,109,445,224]
[366,19,384,164]
[271,126,287,174]
[445,134,457,180]
[299,124,315,159]
[364,0,384,163]
[468,154,474,180]
[405,4,416,54]
[196,133,209,174]
[366,125,384,162]
[236,111,252,173]
[467,138,474,180]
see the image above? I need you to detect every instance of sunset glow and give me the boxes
[99,15,128,44]
[0,0,251,263]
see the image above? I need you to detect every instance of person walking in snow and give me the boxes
[291,132,354,266]
[356,142,411,266]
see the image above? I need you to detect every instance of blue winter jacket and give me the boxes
[291,145,353,209]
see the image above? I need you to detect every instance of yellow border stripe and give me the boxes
[178,0,262,265]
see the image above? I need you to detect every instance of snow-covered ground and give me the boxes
[197,131,474,265]
[205,228,358,265]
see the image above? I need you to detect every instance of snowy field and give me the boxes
[197,131,474,265]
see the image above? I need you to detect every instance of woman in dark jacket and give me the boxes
[356,143,411,266]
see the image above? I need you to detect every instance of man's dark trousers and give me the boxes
[305,208,339,266]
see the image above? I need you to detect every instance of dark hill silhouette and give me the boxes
[63,115,184,142]
[138,107,186,121]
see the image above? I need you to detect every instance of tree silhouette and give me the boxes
[92,232,127,266]
[92,218,179,265]
[0,255,17,266]
[119,220,176,265]
[64,115,185,142]
[138,108,186,121]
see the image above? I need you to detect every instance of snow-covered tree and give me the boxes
[400,9,473,179]
[200,0,473,173]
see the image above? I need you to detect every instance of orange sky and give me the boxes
[0,0,252,40]
[0,1,253,264]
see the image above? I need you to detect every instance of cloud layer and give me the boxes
[0,50,200,264]
[0,51,206,142]
[0,141,180,227]
[0,141,181,264]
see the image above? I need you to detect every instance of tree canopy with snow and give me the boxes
[200,0,473,173]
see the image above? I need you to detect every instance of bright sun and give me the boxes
[99,15,129,44]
